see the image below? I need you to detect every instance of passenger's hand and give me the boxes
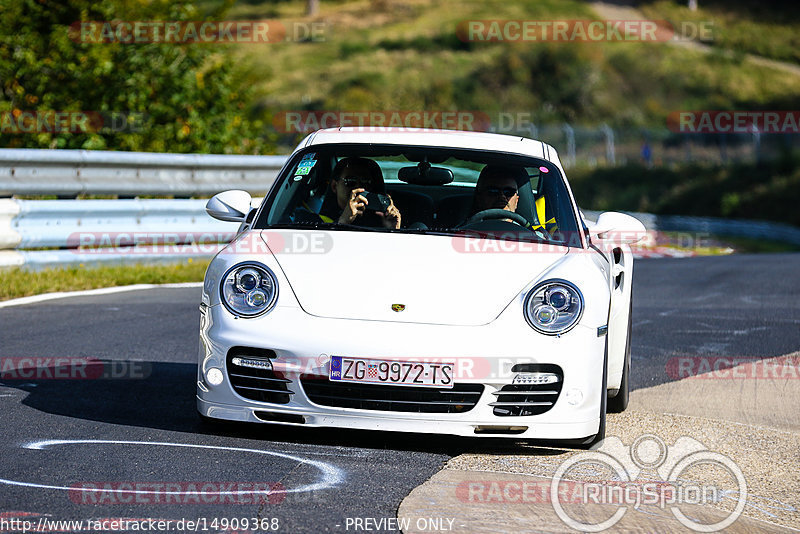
[378,196,401,230]
[338,188,367,224]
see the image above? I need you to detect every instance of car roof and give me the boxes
[299,127,557,161]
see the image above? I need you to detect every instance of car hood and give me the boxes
[262,230,569,326]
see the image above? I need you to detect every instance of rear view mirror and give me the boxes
[206,190,253,222]
[398,162,454,185]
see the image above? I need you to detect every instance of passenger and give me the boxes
[321,157,402,229]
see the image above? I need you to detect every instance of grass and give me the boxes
[0,260,209,302]
[568,155,800,227]
[716,235,800,254]
[648,232,800,255]
[209,0,800,143]
[639,0,800,64]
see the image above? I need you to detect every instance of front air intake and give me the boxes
[226,347,294,404]
[491,364,563,416]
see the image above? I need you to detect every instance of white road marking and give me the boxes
[0,283,203,309]
[0,439,343,495]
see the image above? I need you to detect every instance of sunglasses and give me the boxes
[482,186,518,198]
[340,177,373,188]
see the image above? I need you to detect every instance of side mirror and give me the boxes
[588,212,647,244]
[206,190,253,222]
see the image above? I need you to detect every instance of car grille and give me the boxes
[226,348,293,404]
[491,365,563,417]
[300,377,484,413]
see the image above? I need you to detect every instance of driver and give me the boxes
[321,157,402,230]
[468,164,523,217]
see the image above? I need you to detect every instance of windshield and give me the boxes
[254,144,581,247]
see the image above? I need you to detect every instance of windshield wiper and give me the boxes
[263,222,386,232]
[399,228,466,238]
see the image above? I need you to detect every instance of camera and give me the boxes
[359,191,392,212]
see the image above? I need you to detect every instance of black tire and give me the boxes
[607,296,632,413]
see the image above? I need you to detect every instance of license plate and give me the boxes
[329,356,454,388]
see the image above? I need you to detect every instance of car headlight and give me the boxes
[524,279,583,335]
[220,262,278,317]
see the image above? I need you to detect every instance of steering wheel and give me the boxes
[461,208,551,240]
[463,208,530,227]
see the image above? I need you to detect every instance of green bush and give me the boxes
[0,0,274,153]
[569,154,800,226]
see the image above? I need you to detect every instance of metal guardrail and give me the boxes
[4,199,238,249]
[582,210,800,246]
[0,198,243,269]
[0,148,287,197]
[0,147,797,269]
[0,199,798,270]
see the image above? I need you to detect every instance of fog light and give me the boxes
[245,289,268,307]
[206,367,224,386]
[512,372,560,385]
[564,388,583,405]
[533,304,557,325]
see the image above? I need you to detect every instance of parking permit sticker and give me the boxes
[294,158,317,178]
[301,152,316,160]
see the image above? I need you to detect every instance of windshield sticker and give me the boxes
[539,166,550,173]
[294,165,312,176]
[297,159,317,168]
[301,152,316,160]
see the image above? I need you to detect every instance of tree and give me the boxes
[0,0,273,153]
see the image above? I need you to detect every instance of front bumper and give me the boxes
[197,303,605,441]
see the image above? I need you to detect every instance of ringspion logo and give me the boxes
[551,434,746,532]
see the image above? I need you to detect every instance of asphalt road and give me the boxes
[0,253,798,533]
[631,253,800,388]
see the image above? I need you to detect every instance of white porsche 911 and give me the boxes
[197,127,645,447]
